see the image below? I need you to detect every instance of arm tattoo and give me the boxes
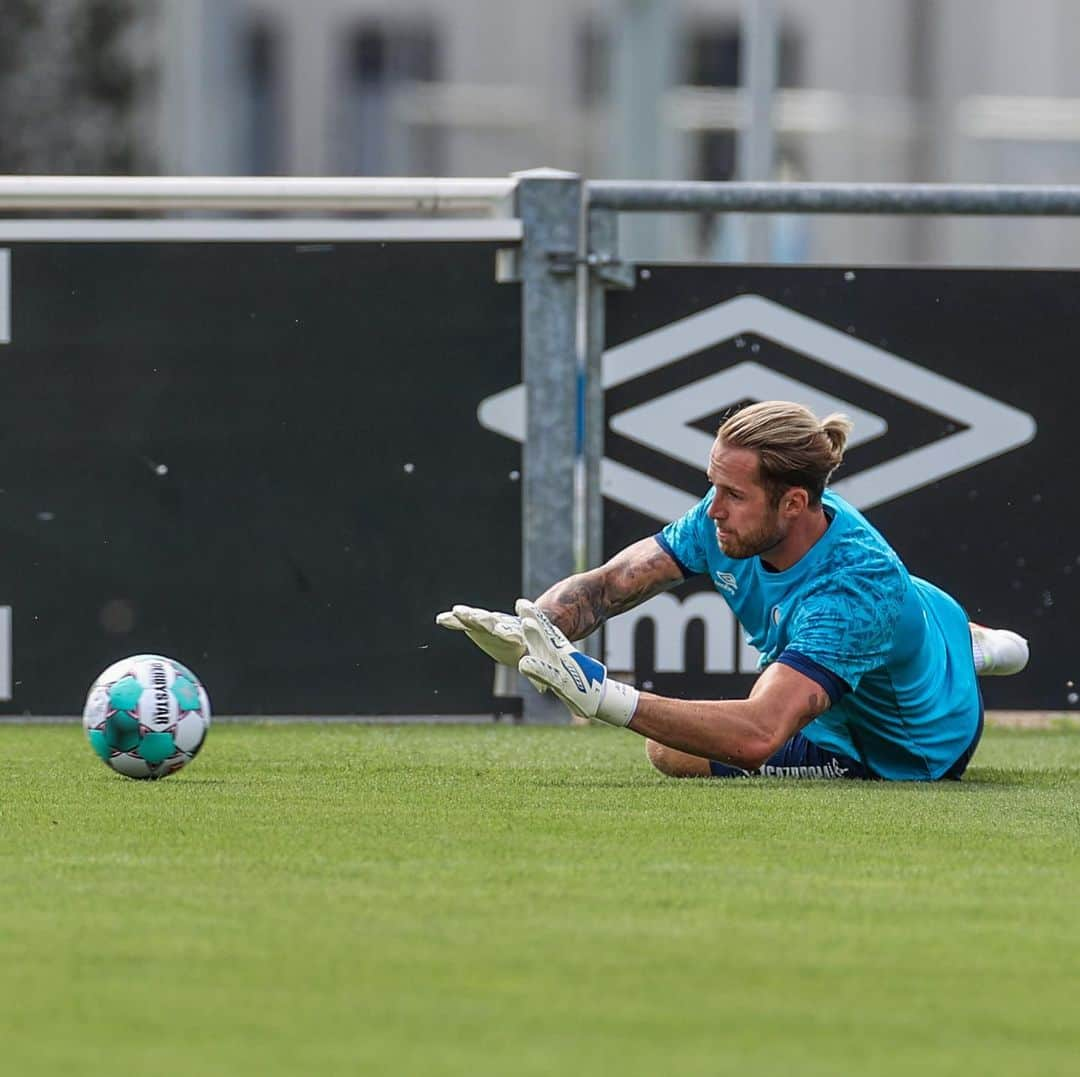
[545,578,607,641]
[541,544,681,641]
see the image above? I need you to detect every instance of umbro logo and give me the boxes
[476,294,1036,522]
[714,572,738,593]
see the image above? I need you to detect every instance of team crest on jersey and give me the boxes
[714,571,738,594]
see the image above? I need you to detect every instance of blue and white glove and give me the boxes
[435,605,526,668]
[515,599,639,727]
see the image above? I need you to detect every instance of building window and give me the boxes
[576,19,609,109]
[685,22,801,181]
[683,23,802,256]
[241,19,283,175]
[334,21,442,176]
[686,24,740,183]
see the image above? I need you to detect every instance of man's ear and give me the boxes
[783,487,810,516]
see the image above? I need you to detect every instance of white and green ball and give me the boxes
[82,654,211,779]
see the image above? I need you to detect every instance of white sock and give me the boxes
[971,631,987,673]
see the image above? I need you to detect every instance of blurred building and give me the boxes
[18,0,1080,263]
[151,0,1080,264]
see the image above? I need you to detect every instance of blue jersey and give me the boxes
[656,490,981,781]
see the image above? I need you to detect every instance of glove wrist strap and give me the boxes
[596,678,640,727]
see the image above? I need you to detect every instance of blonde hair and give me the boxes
[717,401,853,505]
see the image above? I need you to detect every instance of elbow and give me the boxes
[722,698,798,770]
[729,730,786,772]
[732,743,773,772]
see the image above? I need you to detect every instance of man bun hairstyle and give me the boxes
[717,401,853,506]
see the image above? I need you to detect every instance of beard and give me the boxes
[716,518,787,560]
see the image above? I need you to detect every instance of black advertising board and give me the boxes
[603,266,1073,712]
[0,240,520,714]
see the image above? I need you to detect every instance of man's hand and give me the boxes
[435,605,526,668]
[515,599,639,727]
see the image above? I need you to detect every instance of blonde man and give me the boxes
[439,401,1027,781]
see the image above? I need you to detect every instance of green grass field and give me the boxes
[1,723,1078,1076]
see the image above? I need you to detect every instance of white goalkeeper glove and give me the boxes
[515,599,639,727]
[435,604,527,668]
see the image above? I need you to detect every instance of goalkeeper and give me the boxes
[438,401,1029,781]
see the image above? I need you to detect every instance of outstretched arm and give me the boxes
[627,661,831,770]
[536,537,685,641]
[437,538,683,667]
[515,600,832,769]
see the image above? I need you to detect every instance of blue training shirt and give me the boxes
[656,489,981,781]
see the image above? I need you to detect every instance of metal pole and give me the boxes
[513,168,582,720]
[587,180,1080,215]
[583,212,613,634]
[582,208,636,662]
[0,175,517,213]
[736,0,779,261]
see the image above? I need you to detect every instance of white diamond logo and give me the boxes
[478,294,1036,521]
[609,361,888,470]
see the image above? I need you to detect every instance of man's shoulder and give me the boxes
[804,497,909,612]
[662,489,714,534]
[793,538,908,647]
[823,491,897,541]
[657,489,717,576]
[821,493,906,575]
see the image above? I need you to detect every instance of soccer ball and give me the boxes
[82,654,211,779]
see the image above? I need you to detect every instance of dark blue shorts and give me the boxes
[708,733,873,780]
[707,711,984,781]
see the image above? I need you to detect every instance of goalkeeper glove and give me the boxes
[435,604,526,668]
[515,599,639,727]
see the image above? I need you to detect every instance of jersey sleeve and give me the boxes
[655,491,713,578]
[782,558,905,693]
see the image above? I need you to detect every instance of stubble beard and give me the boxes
[717,518,787,560]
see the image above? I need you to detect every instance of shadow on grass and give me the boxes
[533,770,1079,791]
[104,776,234,787]
[531,776,662,790]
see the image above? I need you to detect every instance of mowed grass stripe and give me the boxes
[1,725,1077,1076]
